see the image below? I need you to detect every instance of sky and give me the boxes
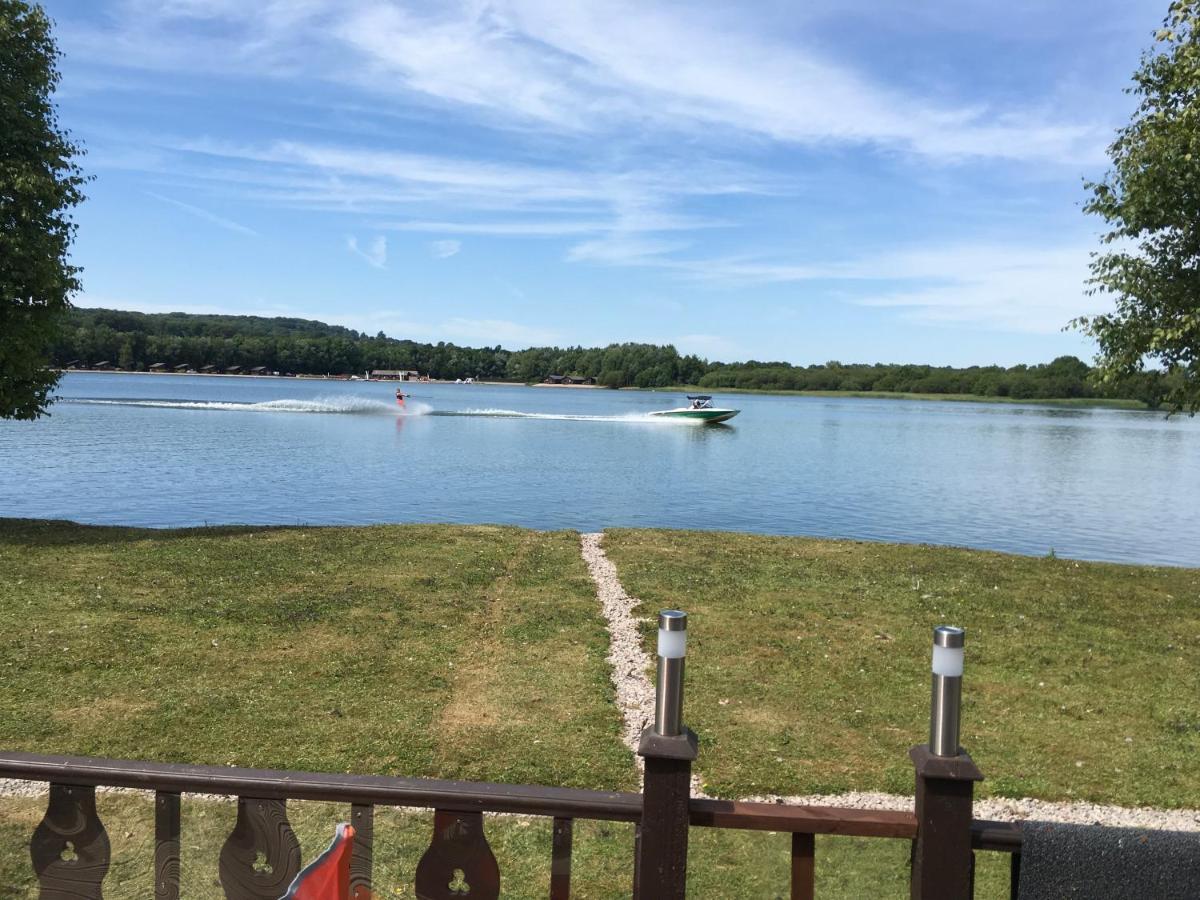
[41,0,1167,366]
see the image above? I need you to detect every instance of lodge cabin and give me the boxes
[63,360,81,369]
[370,369,420,381]
[148,362,167,371]
[92,361,115,370]
[225,365,243,374]
[544,374,595,385]
[199,365,217,374]
[174,364,191,373]
[250,366,271,376]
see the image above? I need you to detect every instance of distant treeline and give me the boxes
[53,308,1177,406]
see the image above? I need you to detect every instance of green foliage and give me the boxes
[696,355,1141,403]
[58,309,1174,403]
[1075,1,1200,414]
[0,1,87,419]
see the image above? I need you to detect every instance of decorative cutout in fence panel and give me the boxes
[218,797,302,899]
[30,783,111,900]
[414,810,500,900]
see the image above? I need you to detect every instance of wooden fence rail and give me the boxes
[0,750,1020,899]
[1,613,1027,896]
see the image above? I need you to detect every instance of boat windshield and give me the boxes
[686,395,714,409]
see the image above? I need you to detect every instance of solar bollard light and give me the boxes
[909,624,982,900]
[654,610,687,737]
[636,610,696,899]
[929,625,965,757]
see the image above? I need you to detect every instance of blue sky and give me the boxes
[43,0,1164,365]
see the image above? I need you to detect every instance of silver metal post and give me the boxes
[654,610,687,737]
[929,625,965,757]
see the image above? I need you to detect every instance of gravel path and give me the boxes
[577,531,1200,831]
[579,532,656,766]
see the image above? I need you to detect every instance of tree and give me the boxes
[0,1,87,419]
[1074,1,1200,414]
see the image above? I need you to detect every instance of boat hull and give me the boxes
[649,408,739,423]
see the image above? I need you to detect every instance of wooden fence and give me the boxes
[0,618,1023,897]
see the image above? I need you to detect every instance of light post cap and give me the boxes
[659,609,687,631]
[933,625,964,649]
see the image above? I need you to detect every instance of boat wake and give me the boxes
[64,399,707,424]
[430,408,697,424]
[66,396,434,416]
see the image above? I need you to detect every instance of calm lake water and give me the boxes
[1,372,1198,566]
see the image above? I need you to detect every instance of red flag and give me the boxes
[280,823,364,900]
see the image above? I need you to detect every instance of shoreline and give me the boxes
[55,369,1149,410]
[54,368,516,386]
[4,515,1195,569]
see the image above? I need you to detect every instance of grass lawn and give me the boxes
[0,519,632,790]
[603,529,1200,807]
[1,519,1191,894]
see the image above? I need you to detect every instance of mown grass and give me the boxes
[1,519,1186,894]
[0,793,1015,898]
[0,519,632,790]
[602,529,1200,806]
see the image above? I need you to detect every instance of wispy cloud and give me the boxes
[848,243,1106,333]
[163,137,761,212]
[144,190,258,235]
[116,136,756,276]
[429,239,461,258]
[346,234,387,268]
[382,219,616,236]
[62,1,1110,164]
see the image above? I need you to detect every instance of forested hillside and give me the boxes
[52,308,1176,405]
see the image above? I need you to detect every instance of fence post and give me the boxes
[636,610,697,900]
[910,626,983,900]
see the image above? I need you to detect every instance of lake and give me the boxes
[1,372,1197,566]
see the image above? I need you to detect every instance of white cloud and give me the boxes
[144,191,258,236]
[64,0,1112,164]
[568,237,1107,334]
[429,239,461,258]
[381,219,616,236]
[849,243,1107,333]
[566,234,690,266]
[346,234,387,268]
[163,137,760,213]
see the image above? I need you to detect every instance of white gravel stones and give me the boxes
[579,532,656,764]
[738,791,1200,831]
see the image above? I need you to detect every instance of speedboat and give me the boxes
[648,395,739,424]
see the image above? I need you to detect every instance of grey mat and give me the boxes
[1017,822,1200,899]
